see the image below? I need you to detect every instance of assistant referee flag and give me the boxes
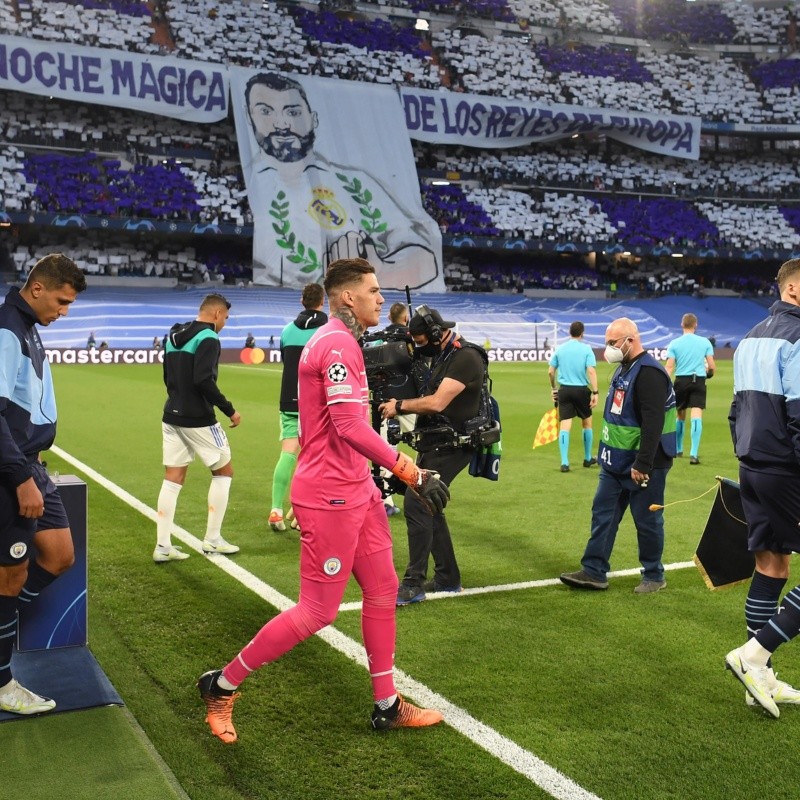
[532,407,559,448]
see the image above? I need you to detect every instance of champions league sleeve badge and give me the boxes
[327,363,348,383]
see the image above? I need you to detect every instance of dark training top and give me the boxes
[162,319,235,428]
[279,308,327,413]
[731,300,800,473]
[0,287,56,487]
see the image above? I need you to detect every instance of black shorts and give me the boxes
[674,375,707,411]
[557,385,592,420]
[739,464,800,554]
[0,462,70,565]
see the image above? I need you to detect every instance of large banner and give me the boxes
[230,69,444,291]
[401,87,701,160]
[0,34,227,121]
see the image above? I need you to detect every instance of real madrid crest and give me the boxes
[308,186,347,231]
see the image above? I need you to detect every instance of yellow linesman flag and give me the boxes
[532,407,559,448]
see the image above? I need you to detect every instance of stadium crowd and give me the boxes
[1,0,800,289]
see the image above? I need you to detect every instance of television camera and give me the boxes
[361,324,501,455]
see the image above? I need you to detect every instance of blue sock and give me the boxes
[756,585,800,654]
[746,571,786,639]
[18,561,58,622]
[583,428,593,461]
[675,419,685,454]
[690,418,702,458]
[0,595,18,688]
[559,431,569,466]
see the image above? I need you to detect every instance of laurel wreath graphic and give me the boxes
[335,173,389,256]
[270,191,322,274]
[269,175,391,269]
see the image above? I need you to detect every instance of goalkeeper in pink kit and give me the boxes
[198,258,449,742]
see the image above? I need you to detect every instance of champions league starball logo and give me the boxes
[327,363,347,382]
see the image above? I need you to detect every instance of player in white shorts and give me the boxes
[155,293,242,562]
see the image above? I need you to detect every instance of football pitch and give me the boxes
[12,359,800,800]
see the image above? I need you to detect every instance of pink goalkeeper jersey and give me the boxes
[291,317,396,510]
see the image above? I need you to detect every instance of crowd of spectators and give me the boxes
[2,0,800,290]
[417,141,800,200]
[4,228,252,283]
[3,1,800,122]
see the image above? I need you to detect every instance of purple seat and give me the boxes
[290,8,427,57]
[609,0,736,44]
[751,59,800,89]
[536,43,653,84]
[597,197,721,248]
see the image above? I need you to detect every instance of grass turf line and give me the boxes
[35,359,800,800]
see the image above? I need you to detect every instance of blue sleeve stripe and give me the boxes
[734,337,800,398]
[0,329,22,399]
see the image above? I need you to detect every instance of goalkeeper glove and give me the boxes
[391,452,450,515]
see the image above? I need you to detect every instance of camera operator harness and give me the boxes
[361,323,500,455]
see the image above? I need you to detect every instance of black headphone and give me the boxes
[415,304,442,345]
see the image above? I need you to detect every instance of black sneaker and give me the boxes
[583,458,598,468]
[559,569,609,590]
[396,584,426,606]
[560,465,570,473]
[422,580,462,593]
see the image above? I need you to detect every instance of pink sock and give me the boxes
[353,548,399,701]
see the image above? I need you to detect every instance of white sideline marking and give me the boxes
[52,444,602,800]
[338,561,697,612]
[223,364,282,374]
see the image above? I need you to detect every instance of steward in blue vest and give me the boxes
[561,319,676,594]
[599,352,677,474]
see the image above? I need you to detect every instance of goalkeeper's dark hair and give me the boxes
[324,258,375,297]
[26,253,86,293]
[569,321,584,338]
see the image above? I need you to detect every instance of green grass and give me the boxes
[12,359,800,799]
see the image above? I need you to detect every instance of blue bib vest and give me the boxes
[598,353,676,474]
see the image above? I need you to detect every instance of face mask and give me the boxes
[416,342,439,358]
[604,338,629,364]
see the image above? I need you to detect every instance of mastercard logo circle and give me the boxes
[250,347,265,364]
[240,347,266,365]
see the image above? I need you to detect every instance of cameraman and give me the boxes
[380,307,485,605]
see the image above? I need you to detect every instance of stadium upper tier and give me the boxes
[3,0,795,49]
[4,133,800,259]
[26,284,768,351]
[2,0,800,123]
[2,0,800,280]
